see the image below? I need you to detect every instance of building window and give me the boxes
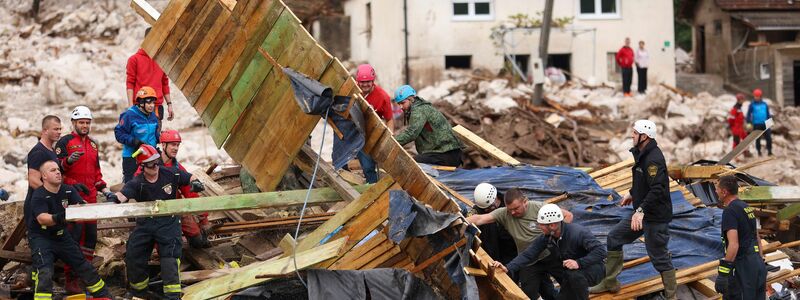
[714,20,722,35]
[365,2,372,46]
[452,0,493,21]
[445,55,472,69]
[577,0,620,19]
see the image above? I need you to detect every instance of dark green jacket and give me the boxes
[395,98,463,154]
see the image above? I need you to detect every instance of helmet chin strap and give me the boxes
[634,133,647,148]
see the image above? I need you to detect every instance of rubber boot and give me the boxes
[589,250,623,293]
[660,269,677,300]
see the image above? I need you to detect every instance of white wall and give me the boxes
[344,0,676,92]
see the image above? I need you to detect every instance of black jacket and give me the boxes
[630,139,672,223]
[505,223,606,273]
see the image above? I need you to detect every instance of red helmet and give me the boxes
[161,129,182,143]
[753,88,763,98]
[133,144,160,164]
[356,64,376,82]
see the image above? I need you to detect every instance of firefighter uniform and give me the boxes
[55,132,107,292]
[121,166,192,299]
[25,185,109,299]
[719,198,767,300]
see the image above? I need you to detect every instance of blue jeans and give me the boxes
[358,151,378,184]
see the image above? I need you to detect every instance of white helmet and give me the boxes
[633,119,656,139]
[71,106,93,120]
[537,204,564,224]
[473,183,497,209]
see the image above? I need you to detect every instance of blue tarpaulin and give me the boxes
[436,165,725,285]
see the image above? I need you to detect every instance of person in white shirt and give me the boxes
[635,41,649,94]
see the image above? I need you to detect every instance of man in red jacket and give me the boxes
[728,93,747,149]
[127,27,173,122]
[134,130,212,248]
[55,106,118,295]
[616,37,635,97]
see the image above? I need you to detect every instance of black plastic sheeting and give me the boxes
[306,268,440,300]
[436,165,725,285]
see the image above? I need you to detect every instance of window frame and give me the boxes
[451,0,494,22]
[576,0,621,20]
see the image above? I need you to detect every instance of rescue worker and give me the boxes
[589,120,677,299]
[353,64,393,183]
[467,188,573,299]
[470,183,516,264]
[134,130,212,248]
[55,106,119,295]
[24,116,62,234]
[745,88,772,156]
[727,94,747,150]
[115,86,160,183]
[714,175,766,299]
[393,85,464,167]
[25,161,111,299]
[492,204,606,300]
[113,144,204,299]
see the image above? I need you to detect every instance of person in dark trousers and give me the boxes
[55,106,118,295]
[589,120,677,299]
[470,183,516,264]
[467,188,574,299]
[635,40,649,94]
[616,37,635,97]
[113,144,204,299]
[714,175,767,300]
[25,161,111,299]
[745,88,772,156]
[492,204,606,300]
[728,94,747,150]
[115,86,160,183]
[393,85,464,167]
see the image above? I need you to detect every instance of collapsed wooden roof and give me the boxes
[129,0,526,298]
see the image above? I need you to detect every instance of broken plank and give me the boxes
[589,158,634,179]
[0,219,26,268]
[718,119,773,165]
[667,165,731,180]
[411,238,466,273]
[432,178,473,207]
[777,203,800,221]
[294,144,360,202]
[739,186,800,203]
[66,184,374,221]
[182,237,346,299]
[452,125,521,165]
[687,279,718,299]
[130,0,160,26]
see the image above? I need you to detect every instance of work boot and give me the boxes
[188,234,211,249]
[660,269,677,300]
[589,250,623,293]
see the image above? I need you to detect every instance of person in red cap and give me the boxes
[353,64,394,183]
[727,94,747,150]
[745,88,772,156]
[134,130,212,248]
[55,106,118,295]
[127,27,173,122]
[112,144,204,299]
[616,37,635,97]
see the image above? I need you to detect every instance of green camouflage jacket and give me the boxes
[395,97,464,154]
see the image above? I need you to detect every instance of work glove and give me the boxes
[66,151,84,165]
[189,179,205,193]
[104,191,120,204]
[0,189,8,201]
[72,183,90,195]
[133,138,144,148]
[53,212,66,226]
[745,123,753,132]
[714,259,734,294]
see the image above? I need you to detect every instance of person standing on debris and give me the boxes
[112,144,204,299]
[728,94,748,149]
[25,161,112,299]
[467,188,574,299]
[714,175,766,300]
[745,88,772,156]
[127,27,173,122]
[470,183,516,264]
[354,64,394,183]
[635,40,649,94]
[25,116,62,217]
[55,106,118,295]
[115,86,161,183]
[492,204,606,300]
[589,120,677,299]
[616,37,635,97]
[393,85,465,167]
[134,129,212,249]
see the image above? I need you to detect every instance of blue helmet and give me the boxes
[393,85,416,103]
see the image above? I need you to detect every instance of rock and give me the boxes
[482,96,517,113]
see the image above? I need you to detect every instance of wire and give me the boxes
[292,106,331,289]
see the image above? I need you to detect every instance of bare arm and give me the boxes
[28,169,43,189]
[386,118,395,133]
[562,209,574,223]
[36,213,57,226]
[466,213,495,226]
[724,229,739,262]
[115,192,129,203]
[127,89,134,104]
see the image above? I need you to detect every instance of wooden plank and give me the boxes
[452,125,521,165]
[464,267,487,277]
[130,0,160,26]
[667,165,731,180]
[66,185,374,221]
[433,178,473,207]
[0,219,26,268]
[173,2,229,89]
[411,238,466,273]
[140,0,192,57]
[154,0,214,75]
[362,245,401,269]
[294,144,361,202]
[182,237,346,300]
[778,203,800,221]
[739,186,800,202]
[687,279,718,299]
[718,119,773,165]
[277,233,296,254]
[589,158,635,178]
[329,233,388,269]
